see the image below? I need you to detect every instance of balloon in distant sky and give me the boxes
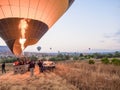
[0,0,74,55]
[37,46,41,51]
[89,48,91,50]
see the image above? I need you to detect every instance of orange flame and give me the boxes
[19,38,26,51]
[19,19,28,51]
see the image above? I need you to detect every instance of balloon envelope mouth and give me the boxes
[0,18,48,55]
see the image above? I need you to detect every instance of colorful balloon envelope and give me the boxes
[0,0,74,55]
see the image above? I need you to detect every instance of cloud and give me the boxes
[114,30,120,36]
[99,40,105,43]
[113,30,120,42]
[104,33,113,38]
[104,30,120,43]
[113,38,120,43]
[104,30,120,38]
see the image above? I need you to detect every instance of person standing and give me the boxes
[2,62,6,73]
[29,60,35,77]
[38,60,44,73]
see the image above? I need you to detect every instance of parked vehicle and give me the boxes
[43,60,55,70]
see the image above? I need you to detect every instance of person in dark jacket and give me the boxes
[38,60,44,73]
[29,60,35,77]
[2,62,6,73]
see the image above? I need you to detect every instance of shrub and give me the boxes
[0,57,17,63]
[111,58,120,66]
[80,57,85,60]
[56,54,66,60]
[57,57,65,61]
[57,54,64,58]
[49,57,57,61]
[64,55,70,60]
[73,56,79,60]
[30,55,38,61]
[40,58,47,61]
[88,60,95,64]
[101,57,109,64]
[49,56,66,61]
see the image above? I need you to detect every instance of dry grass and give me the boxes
[0,63,77,90]
[54,60,120,90]
[0,61,120,90]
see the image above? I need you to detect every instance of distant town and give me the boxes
[0,46,120,57]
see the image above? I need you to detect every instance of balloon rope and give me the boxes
[45,1,58,27]
[27,0,30,18]
[0,6,6,18]
[29,0,41,39]
[19,0,21,17]
[38,0,49,21]
[8,0,13,16]
[34,0,41,19]
[34,0,49,37]
[48,5,62,27]
[35,0,49,37]
[36,1,49,38]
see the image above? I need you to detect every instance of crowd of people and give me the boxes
[1,57,45,77]
[1,57,55,77]
[13,57,45,77]
[28,59,45,77]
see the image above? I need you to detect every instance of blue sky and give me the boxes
[0,0,120,53]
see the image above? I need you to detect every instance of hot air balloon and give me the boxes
[0,0,74,55]
[37,46,41,51]
[89,48,91,50]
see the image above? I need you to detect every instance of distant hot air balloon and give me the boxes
[37,46,41,51]
[89,48,90,50]
[0,0,74,55]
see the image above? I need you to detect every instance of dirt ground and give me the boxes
[0,64,77,90]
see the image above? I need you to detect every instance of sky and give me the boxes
[0,0,120,53]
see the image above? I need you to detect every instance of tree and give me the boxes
[101,57,109,64]
[106,53,113,58]
[93,53,102,59]
[64,55,70,60]
[79,53,83,57]
[114,51,120,57]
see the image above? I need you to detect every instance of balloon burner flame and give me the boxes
[19,19,28,51]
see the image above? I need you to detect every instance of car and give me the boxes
[43,60,55,70]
